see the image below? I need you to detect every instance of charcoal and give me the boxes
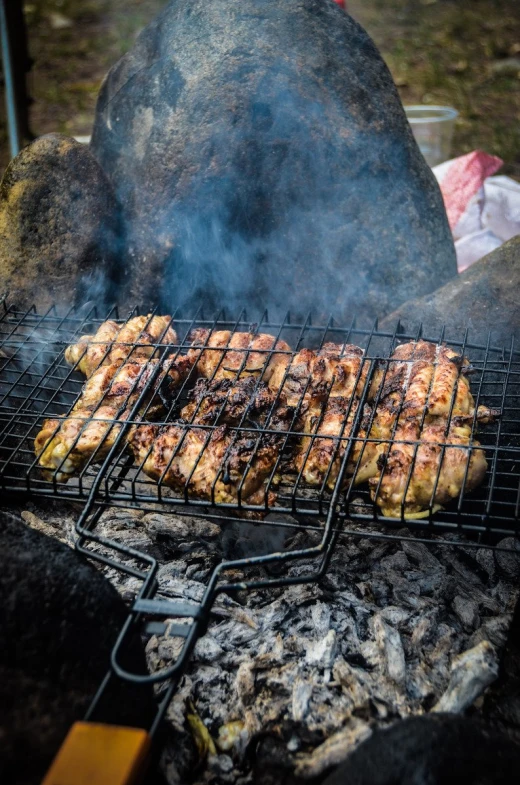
[432,640,499,713]
[16,507,520,785]
[495,538,520,580]
[452,596,480,631]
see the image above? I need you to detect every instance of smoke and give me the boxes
[89,0,454,322]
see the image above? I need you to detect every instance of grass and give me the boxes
[0,0,518,177]
[350,0,520,177]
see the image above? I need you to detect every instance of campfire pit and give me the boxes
[1,301,519,783]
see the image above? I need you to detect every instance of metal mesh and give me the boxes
[1,301,519,540]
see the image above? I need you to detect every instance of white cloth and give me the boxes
[432,156,520,272]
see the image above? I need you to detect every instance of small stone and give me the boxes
[490,57,520,75]
[495,539,520,580]
[452,596,480,631]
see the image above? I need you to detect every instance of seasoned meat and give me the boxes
[34,405,128,483]
[369,421,488,518]
[182,376,279,426]
[65,315,177,377]
[188,329,291,383]
[295,397,368,490]
[128,378,294,505]
[269,343,369,408]
[365,341,495,517]
[270,343,372,488]
[34,355,194,482]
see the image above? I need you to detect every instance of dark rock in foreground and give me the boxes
[0,134,121,310]
[0,510,154,785]
[91,0,456,319]
[322,714,520,785]
[381,235,520,347]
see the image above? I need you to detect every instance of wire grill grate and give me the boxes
[1,301,519,540]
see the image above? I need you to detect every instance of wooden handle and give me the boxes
[42,722,152,785]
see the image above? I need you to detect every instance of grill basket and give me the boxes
[1,300,519,740]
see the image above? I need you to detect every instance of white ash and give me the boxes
[19,503,520,784]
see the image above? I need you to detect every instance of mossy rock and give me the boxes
[0,134,122,310]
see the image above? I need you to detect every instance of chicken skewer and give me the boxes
[35,354,195,482]
[65,315,178,378]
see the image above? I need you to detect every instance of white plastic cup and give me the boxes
[404,105,459,167]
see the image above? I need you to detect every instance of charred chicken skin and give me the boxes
[65,315,178,378]
[268,343,372,489]
[35,355,194,482]
[188,329,291,383]
[365,341,495,518]
[128,377,294,505]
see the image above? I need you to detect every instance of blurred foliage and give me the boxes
[0,0,518,177]
[350,0,520,177]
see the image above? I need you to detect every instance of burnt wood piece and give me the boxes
[321,714,520,785]
[0,134,122,310]
[381,235,520,346]
[90,0,456,320]
[0,510,155,785]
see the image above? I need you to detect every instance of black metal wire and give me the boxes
[1,302,519,534]
[2,301,520,739]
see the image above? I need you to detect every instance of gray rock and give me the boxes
[495,538,520,580]
[452,595,480,631]
[90,0,455,320]
[381,235,520,346]
[0,134,121,310]
[0,510,154,785]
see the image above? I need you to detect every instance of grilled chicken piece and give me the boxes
[369,420,488,518]
[295,397,369,490]
[181,376,279,426]
[365,341,496,517]
[269,343,368,408]
[34,405,128,483]
[369,341,485,422]
[188,329,291,383]
[34,355,194,482]
[270,343,371,488]
[129,421,291,506]
[78,355,195,415]
[128,378,293,505]
[65,315,177,377]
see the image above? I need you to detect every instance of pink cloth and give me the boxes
[437,150,503,231]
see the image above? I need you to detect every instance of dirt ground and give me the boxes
[0,0,519,176]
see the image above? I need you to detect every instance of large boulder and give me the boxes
[91,0,456,320]
[381,235,520,347]
[0,134,121,310]
[0,510,155,785]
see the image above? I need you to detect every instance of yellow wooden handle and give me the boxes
[42,722,152,785]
